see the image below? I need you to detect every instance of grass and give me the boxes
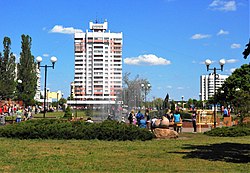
[4,111,88,120]
[0,133,249,172]
[33,110,98,119]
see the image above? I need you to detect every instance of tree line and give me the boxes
[0,35,37,106]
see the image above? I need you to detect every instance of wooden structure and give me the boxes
[196,109,220,132]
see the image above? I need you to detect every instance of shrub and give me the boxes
[204,126,250,137]
[0,119,154,141]
[181,113,192,119]
[63,106,72,119]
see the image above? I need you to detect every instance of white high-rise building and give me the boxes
[200,74,228,101]
[69,21,123,105]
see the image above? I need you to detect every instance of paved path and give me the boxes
[179,127,211,133]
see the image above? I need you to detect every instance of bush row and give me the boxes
[204,126,250,137]
[0,119,154,141]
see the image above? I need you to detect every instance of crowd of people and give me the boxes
[125,108,191,133]
[0,103,36,124]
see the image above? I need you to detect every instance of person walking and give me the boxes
[0,106,3,115]
[223,107,228,117]
[139,116,147,128]
[172,110,182,133]
[136,110,144,126]
[128,110,134,124]
[145,109,151,129]
[3,104,8,116]
[192,110,197,133]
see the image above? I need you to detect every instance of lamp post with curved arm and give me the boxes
[36,56,57,118]
[205,59,225,128]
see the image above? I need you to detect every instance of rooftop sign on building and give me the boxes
[89,21,108,31]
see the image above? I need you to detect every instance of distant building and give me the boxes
[200,74,228,101]
[40,89,63,103]
[68,20,123,106]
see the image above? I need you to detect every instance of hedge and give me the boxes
[0,119,154,141]
[204,126,250,137]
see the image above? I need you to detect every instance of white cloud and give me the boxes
[191,34,211,40]
[231,43,241,49]
[124,54,171,66]
[43,53,49,57]
[217,29,229,35]
[209,0,237,11]
[166,85,172,89]
[226,59,238,63]
[49,25,83,34]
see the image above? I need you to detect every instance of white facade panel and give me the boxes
[200,74,228,101]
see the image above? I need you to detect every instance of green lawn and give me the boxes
[0,133,249,172]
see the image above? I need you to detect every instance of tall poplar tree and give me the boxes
[17,35,37,106]
[0,37,16,100]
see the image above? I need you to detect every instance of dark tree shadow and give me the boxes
[169,142,250,163]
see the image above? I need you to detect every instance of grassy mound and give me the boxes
[0,119,154,141]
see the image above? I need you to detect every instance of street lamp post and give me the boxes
[205,59,225,128]
[181,96,184,110]
[141,83,151,109]
[36,56,57,118]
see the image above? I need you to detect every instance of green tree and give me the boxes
[17,35,37,106]
[59,98,67,106]
[216,64,250,121]
[163,93,169,109]
[216,64,250,104]
[242,39,250,59]
[0,37,16,100]
[152,97,164,110]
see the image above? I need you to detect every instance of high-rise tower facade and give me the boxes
[72,21,122,105]
[200,74,228,101]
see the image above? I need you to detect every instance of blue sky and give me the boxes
[0,0,249,101]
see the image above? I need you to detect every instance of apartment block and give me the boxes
[200,74,228,101]
[70,21,123,105]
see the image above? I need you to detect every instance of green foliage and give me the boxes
[152,98,164,110]
[217,64,250,102]
[17,34,37,106]
[59,98,67,106]
[242,39,250,59]
[0,37,16,99]
[187,98,203,109]
[216,64,250,123]
[0,119,154,141]
[181,112,192,119]
[85,108,93,117]
[63,106,72,119]
[204,126,250,137]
